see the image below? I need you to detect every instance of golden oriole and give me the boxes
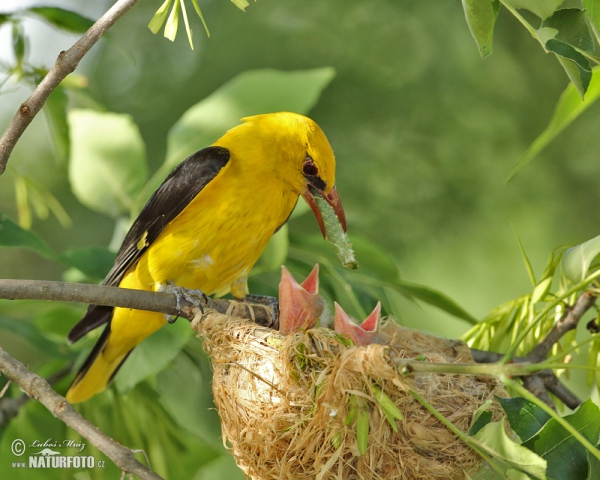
[66,112,346,403]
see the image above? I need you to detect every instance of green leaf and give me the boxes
[507,66,600,182]
[190,0,210,37]
[28,7,94,34]
[473,420,548,479]
[0,316,69,358]
[231,0,250,11]
[523,399,600,480]
[194,455,244,480]
[68,109,148,219]
[461,0,500,58]
[59,246,115,281]
[148,0,172,34]
[503,0,564,19]
[469,400,494,436]
[0,14,12,27]
[139,68,335,204]
[497,396,552,443]
[513,225,536,286]
[562,234,600,283]
[546,38,592,97]
[156,347,222,443]
[587,450,600,480]
[164,0,180,42]
[395,281,479,325]
[531,276,552,304]
[542,9,594,52]
[583,0,600,35]
[0,215,58,260]
[44,86,70,165]
[12,21,25,69]
[114,319,193,394]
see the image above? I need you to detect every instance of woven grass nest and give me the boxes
[192,310,507,480]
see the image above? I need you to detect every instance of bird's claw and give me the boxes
[243,294,280,329]
[161,285,207,323]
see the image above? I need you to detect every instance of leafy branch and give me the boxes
[0,347,163,480]
[0,0,141,175]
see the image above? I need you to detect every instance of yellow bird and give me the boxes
[66,112,346,403]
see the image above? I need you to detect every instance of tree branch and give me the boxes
[0,279,275,327]
[0,362,72,427]
[0,348,163,480]
[471,290,597,410]
[0,0,141,174]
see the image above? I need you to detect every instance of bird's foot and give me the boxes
[243,294,280,329]
[160,284,207,324]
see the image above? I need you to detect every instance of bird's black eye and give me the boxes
[303,158,318,176]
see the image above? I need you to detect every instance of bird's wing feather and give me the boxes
[68,146,230,343]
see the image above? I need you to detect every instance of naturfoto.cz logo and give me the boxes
[10,438,105,469]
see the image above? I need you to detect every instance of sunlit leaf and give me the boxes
[473,420,548,479]
[28,7,94,34]
[180,0,194,50]
[231,0,250,11]
[583,0,600,35]
[523,399,600,480]
[461,0,500,57]
[468,400,493,436]
[148,0,172,34]
[507,66,600,182]
[503,0,563,19]
[68,109,148,219]
[562,234,600,283]
[164,0,180,42]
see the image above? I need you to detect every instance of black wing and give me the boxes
[68,146,230,343]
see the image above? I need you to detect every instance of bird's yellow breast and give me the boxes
[121,157,298,298]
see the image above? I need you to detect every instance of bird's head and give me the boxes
[227,112,346,238]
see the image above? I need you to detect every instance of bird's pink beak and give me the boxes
[301,185,347,239]
[333,302,381,346]
[278,264,325,334]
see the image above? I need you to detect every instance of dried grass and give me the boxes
[193,311,507,480]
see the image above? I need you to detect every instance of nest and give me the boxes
[192,311,507,480]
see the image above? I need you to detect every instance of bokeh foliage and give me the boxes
[1,0,600,478]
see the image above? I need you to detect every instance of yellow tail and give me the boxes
[66,307,167,403]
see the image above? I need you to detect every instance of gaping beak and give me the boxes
[301,185,347,239]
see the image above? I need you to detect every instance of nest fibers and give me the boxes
[192,311,507,480]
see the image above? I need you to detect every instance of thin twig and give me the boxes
[0,0,141,174]
[0,347,163,480]
[0,279,276,327]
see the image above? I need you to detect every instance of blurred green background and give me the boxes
[1,0,600,478]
